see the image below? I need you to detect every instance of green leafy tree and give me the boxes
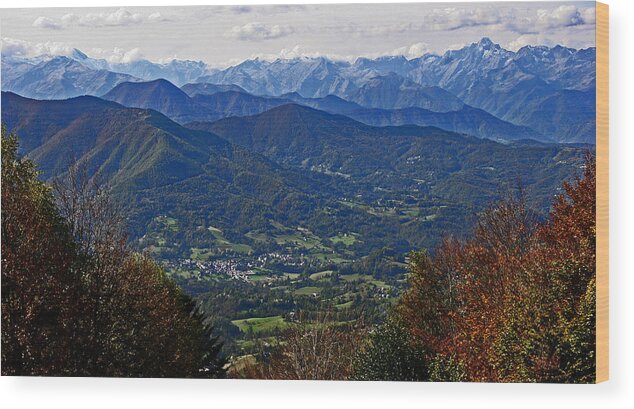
[353,315,428,381]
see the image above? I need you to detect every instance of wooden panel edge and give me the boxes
[595,1,609,384]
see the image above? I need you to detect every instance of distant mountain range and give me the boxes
[102,79,287,124]
[2,38,596,143]
[101,78,542,142]
[1,56,142,100]
[1,50,211,100]
[280,91,544,142]
[201,38,596,143]
[1,91,587,257]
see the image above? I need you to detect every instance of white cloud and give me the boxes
[339,4,595,38]
[1,38,32,58]
[508,5,595,34]
[581,7,596,25]
[1,37,74,58]
[340,22,411,37]
[276,45,306,59]
[388,42,431,59]
[427,4,596,33]
[148,12,171,22]
[423,7,502,31]
[60,14,79,26]
[339,6,502,37]
[93,47,145,64]
[1,37,144,65]
[32,16,61,30]
[217,4,305,16]
[507,34,556,51]
[229,6,253,15]
[71,8,142,27]
[507,29,595,52]
[225,22,295,41]
[32,8,170,29]
[536,5,584,30]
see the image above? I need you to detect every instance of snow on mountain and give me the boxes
[1,38,597,142]
[1,56,142,100]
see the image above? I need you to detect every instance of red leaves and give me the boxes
[399,155,596,382]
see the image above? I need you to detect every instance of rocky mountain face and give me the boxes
[198,38,595,97]
[110,59,211,87]
[1,38,596,143]
[1,56,142,100]
[194,38,596,143]
[2,48,213,98]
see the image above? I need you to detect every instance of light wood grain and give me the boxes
[596,1,609,384]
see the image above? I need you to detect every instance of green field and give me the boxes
[309,270,334,280]
[293,286,323,296]
[248,221,337,254]
[190,226,254,256]
[156,216,179,232]
[367,278,390,289]
[217,242,253,253]
[340,273,366,282]
[236,336,279,350]
[231,316,288,334]
[190,247,214,261]
[247,274,272,282]
[340,273,390,289]
[275,233,326,251]
[334,300,354,309]
[312,253,348,263]
[209,228,253,254]
[245,231,269,242]
[329,233,359,246]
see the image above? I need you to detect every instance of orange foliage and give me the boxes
[399,155,596,383]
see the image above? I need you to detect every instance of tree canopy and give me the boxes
[397,155,596,383]
[1,127,225,377]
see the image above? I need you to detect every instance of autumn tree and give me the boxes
[2,128,86,375]
[1,128,225,377]
[397,155,596,383]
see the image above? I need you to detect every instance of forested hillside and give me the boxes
[245,155,596,383]
[1,90,590,362]
[1,128,225,377]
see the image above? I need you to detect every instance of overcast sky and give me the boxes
[0,2,596,68]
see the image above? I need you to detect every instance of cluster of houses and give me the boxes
[165,251,308,282]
